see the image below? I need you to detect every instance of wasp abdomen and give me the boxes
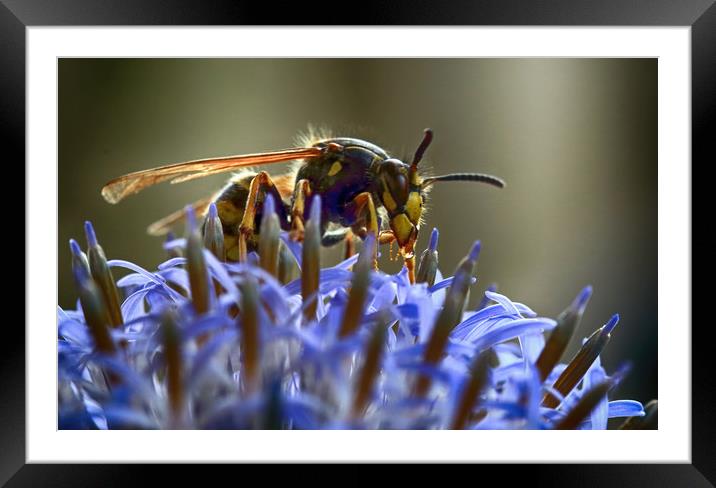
[213,173,292,261]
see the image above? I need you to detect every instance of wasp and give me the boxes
[101,128,505,283]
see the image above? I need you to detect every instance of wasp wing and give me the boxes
[101,147,323,204]
[145,171,297,236]
[146,195,216,236]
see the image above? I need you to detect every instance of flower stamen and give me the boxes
[338,234,375,338]
[259,195,281,278]
[450,349,491,429]
[203,202,226,262]
[416,227,439,286]
[351,316,388,418]
[543,314,619,408]
[185,206,210,315]
[302,196,321,324]
[536,285,592,381]
[69,239,115,356]
[415,240,480,397]
[161,310,184,427]
[239,275,261,394]
[85,221,123,328]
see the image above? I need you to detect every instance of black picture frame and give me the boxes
[6,0,711,484]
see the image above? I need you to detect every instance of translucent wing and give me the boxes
[146,195,216,236]
[145,171,298,236]
[101,147,323,204]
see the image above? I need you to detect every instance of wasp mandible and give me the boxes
[101,129,505,283]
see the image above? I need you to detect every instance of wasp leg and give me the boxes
[238,171,289,262]
[378,229,396,261]
[405,253,416,284]
[378,229,396,258]
[289,179,313,242]
[378,229,416,283]
[346,192,380,270]
[378,230,395,245]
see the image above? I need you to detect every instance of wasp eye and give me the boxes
[389,173,408,202]
[382,159,410,204]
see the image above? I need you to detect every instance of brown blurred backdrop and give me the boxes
[58,58,657,405]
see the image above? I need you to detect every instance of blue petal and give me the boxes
[452,302,537,340]
[163,237,186,250]
[121,287,150,323]
[116,273,154,287]
[484,290,521,316]
[280,232,303,269]
[283,268,352,296]
[607,400,645,418]
[159,267,190,292]
[369,279,398,311]
[429,275,477,294]
[519,333,545,364]
[103,406,158,429]
[58,317,91,346]
[108,259,184,301]
[157,256,187,270]
[470,318,557,351]
[186,330,238,389]
[203,249,240,299]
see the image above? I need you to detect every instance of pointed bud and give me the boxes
[161,309,184,425]
[429,227,439,252]
[239,276,261,395]
[351,316,389,417]
[302,195,321,324]
[536,286,593,381]
[603,313,620,335]
[416,240,480,397]
[203,203,226,262]
[278,242,296,285]
[84,220,98,247]
[78,280,115,355]
[84,221,123,328]
[69,238,115,357]
[543,314,619,408]
[451,350,491,429]
[416,228,439,286]
[259,194,281,278]
[69,239,92,288]
[468,240,481,261]
[185,206,210,315]
[338,234,374,338]
[185,205,197,235]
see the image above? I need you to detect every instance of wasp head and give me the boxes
[376,129,434,257]
[377,128,505,259]
[377,158,423,255]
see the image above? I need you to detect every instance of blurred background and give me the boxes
[59,58,657,405]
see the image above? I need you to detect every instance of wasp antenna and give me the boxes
[421,172,506,189]
[411,128,434,168]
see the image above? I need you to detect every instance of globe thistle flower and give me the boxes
[58,204,651,430]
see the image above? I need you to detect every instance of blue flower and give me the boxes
[59,206,651,430]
